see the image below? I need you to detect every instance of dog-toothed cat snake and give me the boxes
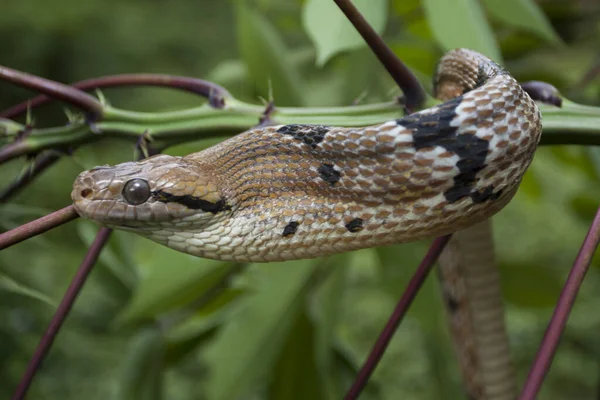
[72,49,542,399]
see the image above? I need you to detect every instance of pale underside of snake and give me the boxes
[71,48,542,399]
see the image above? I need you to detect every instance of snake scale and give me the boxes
[72,49,541,261]
[71,49,542,398]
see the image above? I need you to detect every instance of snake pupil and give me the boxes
[122,179,150,205]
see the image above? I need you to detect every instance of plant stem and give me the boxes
[0,205,79,250]
[332,0,425,112]
[519,206,600,400]
[0,74,231,119]
[0,65,103,120]
[344,235,452,400]
[11,227,112,400]
[1,97,598,166]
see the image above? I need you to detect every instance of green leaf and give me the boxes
[313,254,349,399]
[207,59,248,88]
[389,41,438,77]
[268,309,324,400]
[117,327,164,400]
[518,169,543,201]
[0,273,56,306]
[569,192,599,222]
[162,288,246,365]
[376,243,463,398]
[76,221,136,289]
[482,0,562,44]
[500,262,563,308]
[422,0,501,63]
[331,341,381,399]
[302,0,389,66]
[166,288,247,344]
[162,286,246,367]
[165,315,222,366]
[204,260,318,400]
[116,243,234,325]
[236,1,305,106]
[392,0,421,15]
[585,147,600,180]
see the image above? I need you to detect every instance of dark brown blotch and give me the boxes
[276,124,329,148]
[282,221,300,237]
[345,218,364,233]
[318,163,342,186]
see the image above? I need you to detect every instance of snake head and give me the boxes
[72,154,230,230]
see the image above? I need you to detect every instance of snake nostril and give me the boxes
[80,188,92,198]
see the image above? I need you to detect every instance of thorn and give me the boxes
[351,91,368,105]
[135,130,157,159]
[95,89,109,107]
[258,101,276,127]
[26,102,33,126]
[267,78,274,104]
[64,108,78,124]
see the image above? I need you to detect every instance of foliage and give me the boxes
[1,0,600,399]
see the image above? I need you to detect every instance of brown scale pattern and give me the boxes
[72,49,542,263]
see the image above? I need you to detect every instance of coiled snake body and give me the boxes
[72,49,542,262]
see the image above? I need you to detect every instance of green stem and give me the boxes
[539,101,600,146]
[2,96,600,163]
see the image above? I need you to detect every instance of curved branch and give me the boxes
[0,140,31,165]
[0,66,104,120]
[519,207,600,400]
[11,227,112,400]
[0,205,79,250]
[1,74,232,119]
[344,235,452,399]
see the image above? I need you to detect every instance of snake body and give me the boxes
[440,223,516,400]
[72,49,541,262]
[71,48,542,399]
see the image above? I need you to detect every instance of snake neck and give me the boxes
[434,49,505,101]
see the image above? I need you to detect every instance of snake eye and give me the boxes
[122,179,151,205]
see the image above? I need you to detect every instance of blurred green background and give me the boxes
[1,0,600,399]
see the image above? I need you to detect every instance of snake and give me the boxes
[71,48,542,398]
[71,48,541,261]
